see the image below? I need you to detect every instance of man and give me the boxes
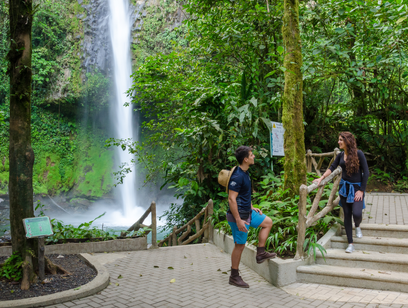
[227,146,276,288]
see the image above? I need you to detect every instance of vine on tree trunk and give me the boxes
[282,0,307,197]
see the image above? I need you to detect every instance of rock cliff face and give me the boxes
[78,0,148,73]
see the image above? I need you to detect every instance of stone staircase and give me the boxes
[297,223,408,292]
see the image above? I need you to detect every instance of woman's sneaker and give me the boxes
[345,244,355,253]
[356,227,363,238]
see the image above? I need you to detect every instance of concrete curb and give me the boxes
[212,224,340,287]
[0,237,147,256]
[0,253,110,308]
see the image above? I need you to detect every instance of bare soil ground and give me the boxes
[0,254,96,301]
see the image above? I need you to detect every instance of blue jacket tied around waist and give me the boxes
[339,179,365,209]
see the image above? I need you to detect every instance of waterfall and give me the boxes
[108,0,144,224]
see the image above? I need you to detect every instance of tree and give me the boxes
[282,0,307,196]
[8,0,36,289]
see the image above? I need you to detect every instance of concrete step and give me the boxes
[297,264,408,292]
[331,236,408,254]
[316,249,408,273]
[341,223,408,239]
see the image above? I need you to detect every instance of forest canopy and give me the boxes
[125,0,408,218]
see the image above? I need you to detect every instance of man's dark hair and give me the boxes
[235,146,252,165]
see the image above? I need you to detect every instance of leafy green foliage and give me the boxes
[395,176,408,193]
[115,0,408,246]
[301,0,408,174]
[131,0,188,68]
[0,252,24,282]
[35,203,146,243]
[47,212,119,243]
[0,104,114,196]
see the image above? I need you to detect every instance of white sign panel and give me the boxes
[270,121,285,156]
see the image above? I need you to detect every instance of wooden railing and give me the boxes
[295,166,342,260]
[121,201,158,249]
[158,200,214,247]
[306,148,341,176]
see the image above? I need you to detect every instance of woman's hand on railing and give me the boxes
[312,177,324,186]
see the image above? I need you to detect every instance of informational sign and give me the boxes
[23,217,53,238]
[270,121,285,156]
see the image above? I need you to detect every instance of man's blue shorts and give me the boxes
[228,209,267,244]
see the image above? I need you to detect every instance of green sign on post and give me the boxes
[23,217,53,238]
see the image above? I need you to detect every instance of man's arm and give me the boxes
[229,190,249,232]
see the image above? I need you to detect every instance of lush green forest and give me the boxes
[0,0,184,198]
[123,0,408,251]
[1,0,407,254]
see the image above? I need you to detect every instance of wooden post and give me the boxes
[203,200,213,243]
[295,185,308,260]
[194,219,201,234]
[208,200,214,243]
[172,226,177,246]
[38,237,45,281]
[306,150,312,172]
[151,201,158,249]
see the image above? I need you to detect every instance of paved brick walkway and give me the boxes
[363,193,408,225]
[45,244,408,308]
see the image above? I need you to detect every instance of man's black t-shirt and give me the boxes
[228,167,252,218]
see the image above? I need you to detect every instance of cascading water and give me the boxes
[108,0,144,225]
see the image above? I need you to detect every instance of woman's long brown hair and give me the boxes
[340,132,359,176]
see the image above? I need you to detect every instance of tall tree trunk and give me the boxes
[282,0,306,196]
[8,0,36,288]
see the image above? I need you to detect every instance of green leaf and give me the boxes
[277,46,284,54]
[265,70,276,78]
[396,16,407,24]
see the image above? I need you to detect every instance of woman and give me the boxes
[313,132,369,253]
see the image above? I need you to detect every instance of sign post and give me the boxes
[22,217,53,281]
[270,121,285,172]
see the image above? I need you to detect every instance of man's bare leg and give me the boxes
[258,216,273,247]
[231,243,245,269]
[256,216,276,263]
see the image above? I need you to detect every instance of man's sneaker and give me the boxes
[256,251,277,264]
[356,227,363,238]
[345,244,355,253]
[229,275,249,288]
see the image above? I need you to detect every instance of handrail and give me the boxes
[306,148,341,176]
[294,167,342,260]
[121,201,158,249]
[158,199,214,247]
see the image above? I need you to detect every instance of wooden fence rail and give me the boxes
[306,148,341,176]
[295,166,342,260]
[121,201,158,249]
[158,199,214,247]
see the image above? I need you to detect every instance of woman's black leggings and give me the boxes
[340,196,364,244]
